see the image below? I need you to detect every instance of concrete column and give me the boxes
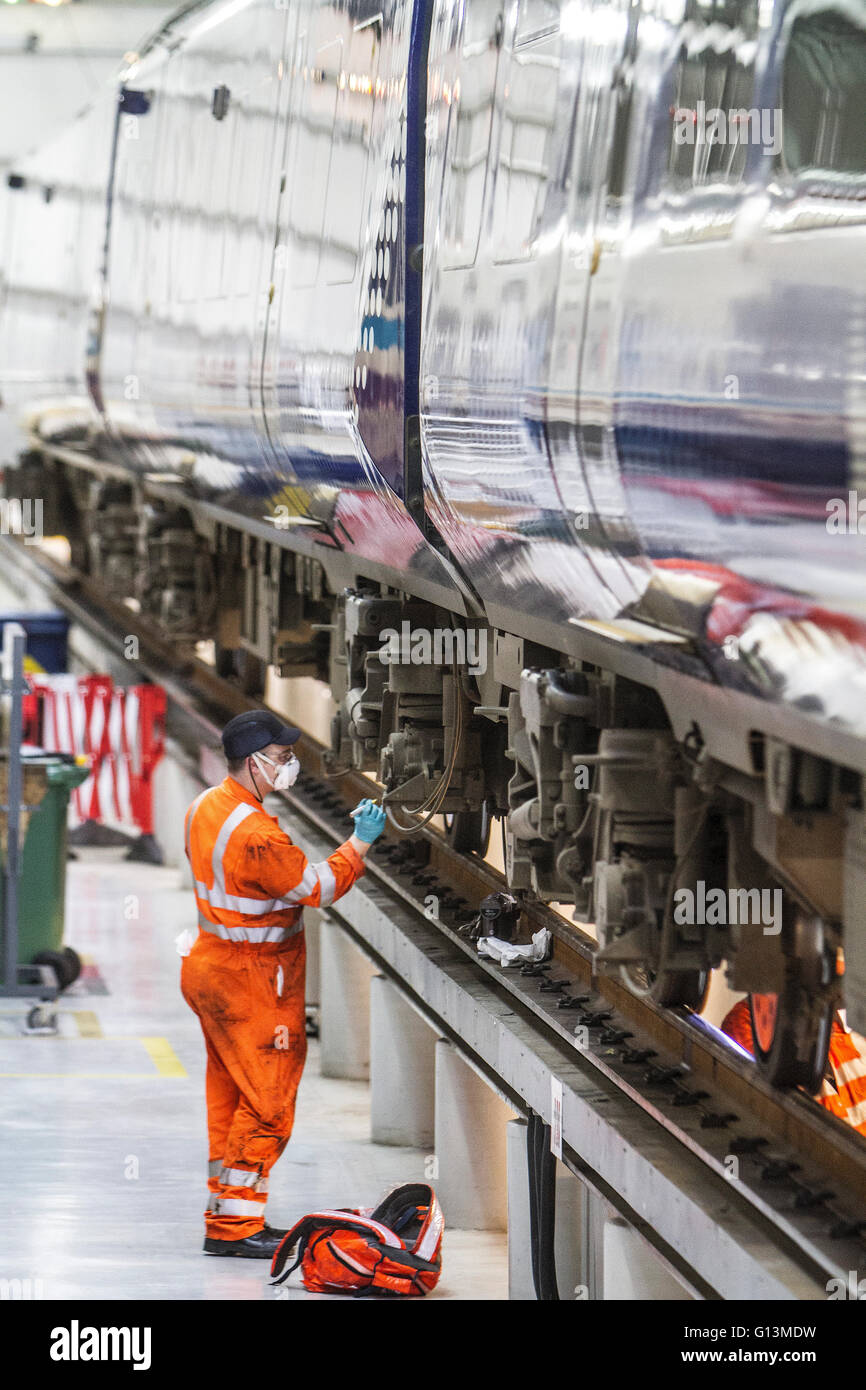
[151,747,205,880]
[318,917,375,1080]
[554,1162,586,1300]
[304,907,322,1008]
[507,1118,534,1299]
[369,975,436,1147]
[434,1039,512,1231]
[603,1217,694,1300]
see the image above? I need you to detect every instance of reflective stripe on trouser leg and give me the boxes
[216,1195,268,1218]
[206,1113,293,1239]
[206,1159,224,1216]
[207,1184,269,1223]
[206,1193,267,1217]
[220,1166,268,1192]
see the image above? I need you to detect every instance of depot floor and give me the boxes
[0,848,508,1301]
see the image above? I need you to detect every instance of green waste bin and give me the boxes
[0,755,90,987]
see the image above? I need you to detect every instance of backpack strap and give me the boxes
[412,1188,444,1262]
[363,1238,442,1297]
[270,1215,320,1284]
[270,1210,404,1284]
[370,1183,444,1264]
[365,1239,441,1274]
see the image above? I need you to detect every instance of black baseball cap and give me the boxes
[221,710,301,760]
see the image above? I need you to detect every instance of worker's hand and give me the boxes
[349,799,386,844]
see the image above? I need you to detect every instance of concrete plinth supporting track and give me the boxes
[433,1039,513,1232]
[603,1218,694,1300]
[318,916,375,1080]
[369,974,436,1148]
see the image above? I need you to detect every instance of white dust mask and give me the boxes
[253,751,299,791]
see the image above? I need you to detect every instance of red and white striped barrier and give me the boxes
[23,674,166,863]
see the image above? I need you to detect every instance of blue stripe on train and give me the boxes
[615,425,847,491]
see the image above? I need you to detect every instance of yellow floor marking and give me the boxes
[140,1036,187,1078]
[73,1011,102,1038]
[0,1072,177,1079]
[0,1036,187,1079]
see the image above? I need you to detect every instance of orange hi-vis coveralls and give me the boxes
[721,999,866,1135]
[181,776,366,1241]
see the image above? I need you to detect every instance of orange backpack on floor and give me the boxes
[270,1183,444,1297]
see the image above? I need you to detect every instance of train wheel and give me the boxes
[749,987,834,1092]
[620,899,710,1012]
[651,964,710,1011]
[748,911,835,1092]
[621,957,710,1012]
[443,805,491,857]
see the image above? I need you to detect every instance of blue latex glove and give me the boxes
[350,798,386,843]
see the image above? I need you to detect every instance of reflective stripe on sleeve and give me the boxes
[314,860,337,907]
[271,859,340,909]
[208,1159,223,1179]
[277,864,320,906]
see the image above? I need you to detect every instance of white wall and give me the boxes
[0,4,174,169]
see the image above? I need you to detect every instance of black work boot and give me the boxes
[203,1227,285,1258]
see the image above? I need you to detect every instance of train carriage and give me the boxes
[2,0,865,1093]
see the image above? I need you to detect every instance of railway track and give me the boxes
[4,532,866,1297]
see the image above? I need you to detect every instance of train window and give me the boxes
[491,0,561,261]
[666,0,760,189]
[441,0,502,270]
[778,7,866,180]
[288,36,341,287]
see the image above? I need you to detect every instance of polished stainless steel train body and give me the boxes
[0,0,865,1016]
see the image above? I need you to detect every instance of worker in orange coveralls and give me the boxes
[722,999,866,1135]
[181,709,386,1258]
